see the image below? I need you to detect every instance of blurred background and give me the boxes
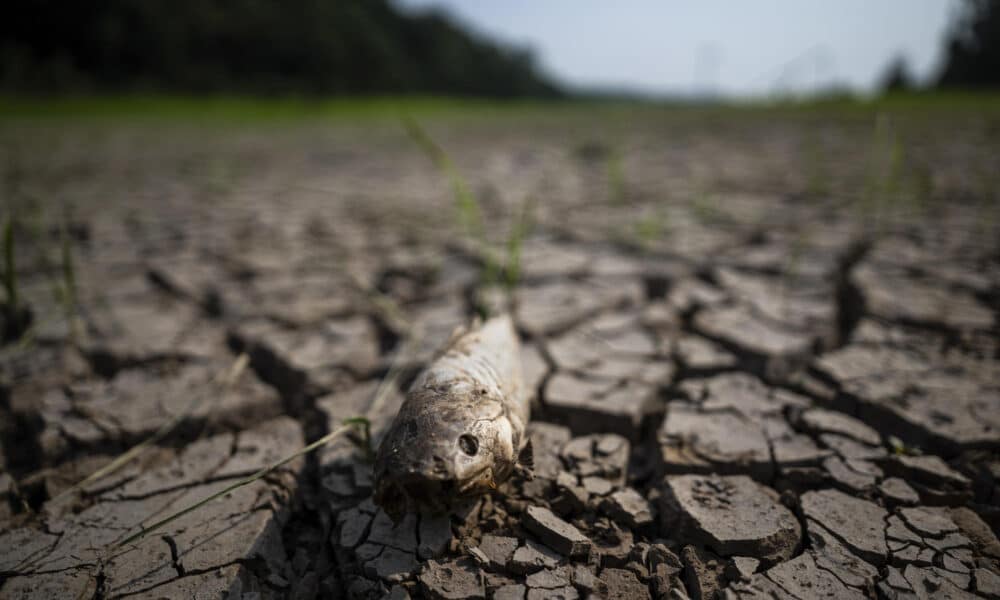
[0,0,997,99]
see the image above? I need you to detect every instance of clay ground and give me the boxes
[1,100,999,599]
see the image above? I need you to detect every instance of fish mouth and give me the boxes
[374,466,494,518]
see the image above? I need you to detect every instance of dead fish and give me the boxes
[373,315,532,519]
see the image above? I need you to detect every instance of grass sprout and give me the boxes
[117,417,369,548]
[59,218,80,340]
[503,194,535,290]
[400,115,501,295]
[607,147,627,204]
[888,435,922,457]
[347,270,410,334]
[51,354,251,504]
[116,325,422,548]
[634,208,669,251]
[401,115,532,316]
[401,115,484,240]
[860,113,906,230]
[361,326,424,460]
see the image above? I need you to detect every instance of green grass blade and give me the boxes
[400,114,501,310]
[346,270,410,334]
[117,418,365,548]
[114,321,418,548]
[400,113,448,172]
[504,194,535,290]
[400,114,484,239]
[360,328,423,461]
[51,354,250,504]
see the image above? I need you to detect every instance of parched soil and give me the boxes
[1,107,999,599]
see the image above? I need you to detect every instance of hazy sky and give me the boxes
[396,0,963,97]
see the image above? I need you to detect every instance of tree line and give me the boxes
[884,0,998,92]
[2,0,997,98]
[0,0,562,97]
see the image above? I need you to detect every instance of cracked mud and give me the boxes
[2,108,999,599]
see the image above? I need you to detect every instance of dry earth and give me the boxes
[1,107,999,599]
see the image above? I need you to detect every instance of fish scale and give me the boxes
[374,315,530,519]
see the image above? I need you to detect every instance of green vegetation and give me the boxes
[937,0,1000,89]
[115,321,419,548]
[607,147,627,205]
[401,115,484,240]
[855,113,947,231]
[1,0,994,101]
[118,417,371,547]
[53,354,251,504]
[0,95,565,124]
[860,114,905,227]
[633,210,670,251]
[888,435,922,457]
[401,115,536,317]
[1,0,559,98]
[401,114,499,308]
[504,195,535,290]
[58,219,79,340]
[2,92,1000,127]
[763,91,1000,115]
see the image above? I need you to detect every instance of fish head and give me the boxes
[373,390,517,518]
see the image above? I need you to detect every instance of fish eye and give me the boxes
[458,434,479,456]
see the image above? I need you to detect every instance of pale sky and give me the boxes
[396,0,963,97]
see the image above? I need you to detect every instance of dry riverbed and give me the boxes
[1,104,999,598]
